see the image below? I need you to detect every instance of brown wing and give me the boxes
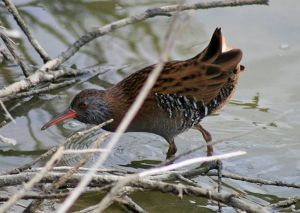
[152,49,242,104]
[114,28,242,105]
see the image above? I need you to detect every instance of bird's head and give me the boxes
[41,89,112,130]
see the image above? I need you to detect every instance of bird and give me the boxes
[41,28,243,159]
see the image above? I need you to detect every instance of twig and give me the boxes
[0,44,15,63]
[175,174,200,187]
[22,131,110,212]
[0,30,31,76]
[207,170,300,188]
[0,193,69,201]
[269,196,300,209]
[217,160,223,212]
[2,0,50,62]
[140,151,245,177]
[0,146,64,213]
[0,79,76,102]
[0,68,90,100]
[115,196,147,213]
[74,204,100,213]
[94,151,246,212]
[0,99,16,123]
[83,194,148,213]
[64,119,113,143]
[0,171,269,213]
[62,149,108,154]
[0,134,16,145]
[33,166,131,175]
[53,132,110,190]
[0,186,123,201]
[3,145,58,175]
[2,119,113,175]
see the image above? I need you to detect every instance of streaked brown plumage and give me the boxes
[42,28,244,158]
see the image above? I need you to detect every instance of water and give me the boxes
[0,0,300,212]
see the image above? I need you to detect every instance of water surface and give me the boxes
[0,0,300,212]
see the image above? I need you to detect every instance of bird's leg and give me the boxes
[193,124,213,156]
[166,139,177,159]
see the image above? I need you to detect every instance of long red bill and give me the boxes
[41,108,77,130]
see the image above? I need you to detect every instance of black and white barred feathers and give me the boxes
[154,84,234,130]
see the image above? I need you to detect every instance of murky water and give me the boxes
[0,0,300,212]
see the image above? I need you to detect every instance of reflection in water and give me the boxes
[1,0,300,212]
[122,159,161,169]
[0,149,47,157]
[230,93,269,112]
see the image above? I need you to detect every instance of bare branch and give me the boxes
[62,149,108,154]
[207,170,300,188]
[0,171,269,213]
[2,0,50,62]
[94,151,246,212]
[0,146,64,213]
[0,29,32,76]
[139,151,245,177]
[53,132,111,190]
[269,196,300,209]
[0,68,89,99]
[0,134,16,145]
[0,100,15,123]
[0,79,76,102]
[115,196,148,213]
[2,119,113,175]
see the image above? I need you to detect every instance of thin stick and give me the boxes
[2,0,50,62]
[207,170,300,188]
[0,44,15,63]
[94,151,246,212]
[24,132,110,213]
[0,134,16,145]
[34,167,131,175]
[0,68,89,100]
[0,30,31,76]
[53,132,111,189]
[217,160,223,212]
[0,146,64,213]
[2,119,113,175]
[115,196,147,213]
[269,196,300,209]
[0,79,76,102]
[0,100,16,123]
[139,151,245,177]
[63,149,108,154]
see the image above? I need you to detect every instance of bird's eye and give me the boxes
[79,102,88,109]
